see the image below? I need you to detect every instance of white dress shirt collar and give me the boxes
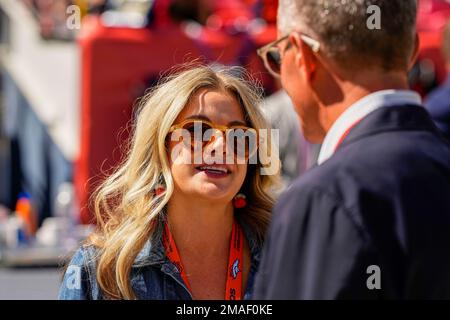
[317,90,422,165]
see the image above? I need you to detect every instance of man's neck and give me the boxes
[166,193,234,257]
[319,71,410,134]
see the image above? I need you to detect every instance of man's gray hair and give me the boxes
[278,0,417,71]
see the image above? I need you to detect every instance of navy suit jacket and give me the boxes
[253,105,450,299]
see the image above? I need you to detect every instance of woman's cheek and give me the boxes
[169,141,193,166]
[235,164,248,188]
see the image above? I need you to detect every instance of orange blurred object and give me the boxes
[15,194,38,238]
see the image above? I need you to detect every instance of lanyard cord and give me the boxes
[163,219,244,300]
[334,119,363,152]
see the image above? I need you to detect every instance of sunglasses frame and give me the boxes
[257,32,321,78]
[168,119,259,160]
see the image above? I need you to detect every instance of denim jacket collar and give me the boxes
[131,213,262,299]
[133,214,262,267]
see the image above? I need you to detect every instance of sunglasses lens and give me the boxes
[266,49,281,76]
[227,129,258,160]
[182,121,213,148]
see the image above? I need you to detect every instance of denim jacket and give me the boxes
[58,216,262,300]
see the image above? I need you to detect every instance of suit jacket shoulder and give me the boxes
[254,105,450,299]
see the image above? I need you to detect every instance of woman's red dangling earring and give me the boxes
[155,184,165,196]
[154,175,166,196]
[233,193,247,209]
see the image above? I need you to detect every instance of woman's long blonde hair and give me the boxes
[88,65,280,299]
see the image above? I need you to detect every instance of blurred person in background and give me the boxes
[261,90,301,185]
[254,0,450,299]
[25,0,75,39]
[425,20,450,141]
[261,89,319,185]
[86,0,109,14]
[168,0,212,25]
[58,65,280,300]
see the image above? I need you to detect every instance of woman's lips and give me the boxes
[195,165,231,178]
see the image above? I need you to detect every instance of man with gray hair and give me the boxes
[254,0,450,299]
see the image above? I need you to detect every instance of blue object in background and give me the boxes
[1,72,73,225]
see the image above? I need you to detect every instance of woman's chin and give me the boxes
[194,183,234,202]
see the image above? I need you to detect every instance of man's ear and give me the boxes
[289,32,318,82]
[408,33,420,70]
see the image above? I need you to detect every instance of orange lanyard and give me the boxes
[334,119,363,151]
[163,219,244,300]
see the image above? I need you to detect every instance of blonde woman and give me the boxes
[58,65,280,300]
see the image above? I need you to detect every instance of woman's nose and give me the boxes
[204,130,228,157]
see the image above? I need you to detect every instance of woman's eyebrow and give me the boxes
[228,120,248,127]
[185,115,211,121]
[185,115,248,127]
